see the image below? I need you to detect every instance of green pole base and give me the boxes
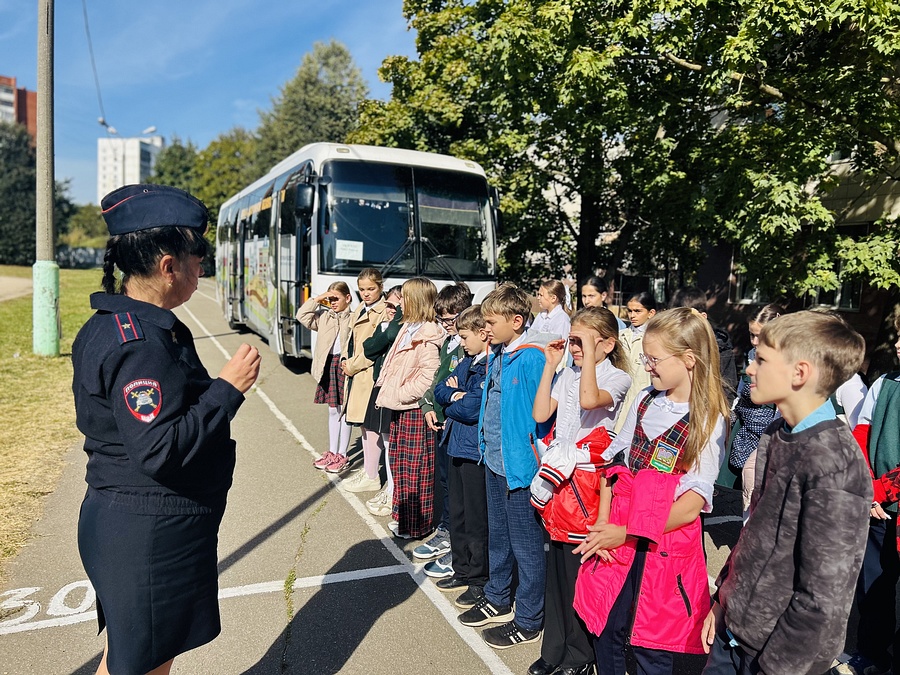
[33,260,60,357]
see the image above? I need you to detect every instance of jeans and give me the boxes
[484,467,546,632]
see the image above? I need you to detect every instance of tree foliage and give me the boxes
[0,122,74,265]
[352,0,900,296]
[192,127,258,233]
[256,40,369,173]
[59,203,106,248]
[147,135,198,192]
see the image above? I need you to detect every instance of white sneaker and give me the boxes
[366,489,392,517]
[388,519,411,539]
[342,469,382,493]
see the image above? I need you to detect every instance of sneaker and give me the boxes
[388,519,411,539]
[454,585,485,608]
[313,451,336,470]
[482,620,542,650]
[325,454,349,474]
[366,489,392,517]
[342,469,381,493]
[413,527,450,560]
[457,596,513,627]
[423,552,453,578]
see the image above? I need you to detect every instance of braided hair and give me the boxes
[101,227,211,294]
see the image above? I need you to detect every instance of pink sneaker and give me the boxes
[325,454,349,474]
[313,452,336,470]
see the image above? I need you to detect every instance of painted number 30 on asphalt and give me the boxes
[0,582,95,631]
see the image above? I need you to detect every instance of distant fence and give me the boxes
[56,246,103,269]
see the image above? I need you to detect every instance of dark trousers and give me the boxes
[436,434,450,531]
[857,518,900,672]
[701,629,760,675]
[542,540,594,668]
[594,549,674,675]
[447,455,489,587]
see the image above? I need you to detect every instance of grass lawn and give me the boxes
[0,264,100,578]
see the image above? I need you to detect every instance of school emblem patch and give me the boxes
[123,379,162,423]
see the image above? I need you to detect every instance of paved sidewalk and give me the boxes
[0,277,32,302]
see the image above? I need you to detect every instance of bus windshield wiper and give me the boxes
[379,236,415,276]
[420,237,462,283]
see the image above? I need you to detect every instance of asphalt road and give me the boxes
[0,279,744,675]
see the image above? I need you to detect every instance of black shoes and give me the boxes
[435,576,468,592]
[558,664,595,675]
[481,620,541,649]
[528,657,559,675]
[454,585,485,608]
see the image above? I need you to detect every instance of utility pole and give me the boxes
[34,0,59,356]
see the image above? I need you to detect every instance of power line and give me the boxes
[81,0,107,127]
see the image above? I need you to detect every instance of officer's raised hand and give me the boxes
[220,343,261,394]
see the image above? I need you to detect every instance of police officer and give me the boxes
[72,184,261,675]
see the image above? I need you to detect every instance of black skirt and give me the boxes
[363,385,394,435]
[78,488,225,674]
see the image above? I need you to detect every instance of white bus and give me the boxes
[215,143,500,363]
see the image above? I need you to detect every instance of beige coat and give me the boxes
[296,297,353,385]
[375,322,446,411]
[342,298,389,423]
[615,327,652,432]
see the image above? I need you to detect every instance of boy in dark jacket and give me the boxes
[433,305,493,607]
[702,312,872,675]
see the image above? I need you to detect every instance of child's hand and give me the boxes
[544,339,566,368]
[424,410,442,431]
[569,327,599,355]
[451,391,466,402]
[340,360,352,376]
[701,602,724,654]
[445,375,458,389]
[871,502,892,520]
[573,522,626,562]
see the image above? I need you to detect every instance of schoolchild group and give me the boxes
[295,268,898,675]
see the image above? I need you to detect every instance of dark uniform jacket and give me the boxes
[72,293,245,512]
[715,418,872,674]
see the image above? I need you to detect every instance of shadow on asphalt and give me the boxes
[241,541,415,675]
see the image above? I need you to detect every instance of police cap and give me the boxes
[101,184,209,236]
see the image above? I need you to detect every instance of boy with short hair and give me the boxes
[702,311,872,675]
[432,305,493,606]
[413,283,473,575]
[458,283,550,650]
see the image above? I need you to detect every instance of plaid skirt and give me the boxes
[314,352,345,407]
[389,408,435,538]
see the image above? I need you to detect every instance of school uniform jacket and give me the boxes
[296,297,352,385]
[375,322,446,411]
[434,352,491,462]
[342,299,388,423]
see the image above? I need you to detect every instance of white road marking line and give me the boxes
[0,565,409,636]
[182,305,515,675]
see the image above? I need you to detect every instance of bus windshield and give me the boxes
[319,160,495,280]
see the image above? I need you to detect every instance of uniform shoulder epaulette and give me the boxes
[112,312,145,344]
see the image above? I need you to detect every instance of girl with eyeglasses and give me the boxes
[573,308,730,675]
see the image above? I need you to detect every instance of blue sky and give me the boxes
[1,0,418,205]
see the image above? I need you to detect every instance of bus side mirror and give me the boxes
[295,184,315,216]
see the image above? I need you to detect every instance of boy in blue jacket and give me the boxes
[433,305,493,607]
[458,283,551,650]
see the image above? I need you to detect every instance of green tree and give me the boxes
[256,40,369,173]
[0,122,74,265]
[353,0,900,297]
[59,203,107,248]
[148,135,198,192]
[192,127,258,236]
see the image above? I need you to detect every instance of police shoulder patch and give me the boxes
[123,379,162,423]
[113,313,144,344]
